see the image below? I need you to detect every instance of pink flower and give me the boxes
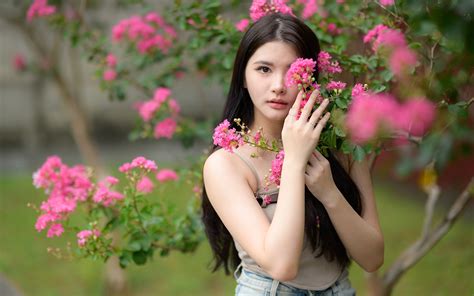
[301,0,318,19]
[136,176,154,194]
[235,19,250,32]
[394,97,436,136]
[139,100,161,122]
[326,81,347,91]
[351,83,366,98]
[380,0,395,6]
[106,54,117,67]
[168,99,181,116]
[377,29,406,50]
[47,223,64,238]
[130,156,158,171]
[327,23,342,35]
[103,69,117,81]
[253,131,261,143]
[13,54,26,71]
[33,157,94,236]
[285,58,316,88]
[174,71,185,79]
[26,0,56,22]
[317,51,342,74]
[145,12,165,27]
[263,195,272,206]
[106,176,119,185]
[93,179,124,207]
[111,13,176,54]
[154,87,171,103]
[389,47,417,77]
[154,117,177,139]
[77,229,101,247]
[156,169,179,182]
[212,119,244,152]
[363,24,389,44]
[346,92,400,144]
[269,150,285,186]
[250,0,294,22]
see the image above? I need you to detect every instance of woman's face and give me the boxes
[244,41,300,123]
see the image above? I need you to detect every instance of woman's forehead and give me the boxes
[249,41,298,66]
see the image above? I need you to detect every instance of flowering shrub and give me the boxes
[32,156,203,266]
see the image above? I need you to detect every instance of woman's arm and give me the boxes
[203,150,305,281]
[323,152,384,272]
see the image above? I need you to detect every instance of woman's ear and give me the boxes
[243,79,247,88]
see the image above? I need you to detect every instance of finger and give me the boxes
[313,148,329,163]
[307,152,318,166]
[308,98,329,127]
[299,89,320,122]
[313,111,331,136]
[288,90,304,118]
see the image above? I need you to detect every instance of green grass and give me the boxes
[0,175,472,296]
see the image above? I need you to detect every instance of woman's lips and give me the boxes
[268,101,288,110]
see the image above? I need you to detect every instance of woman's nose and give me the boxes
[271,74,287,95]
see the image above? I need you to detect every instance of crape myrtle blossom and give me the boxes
[380,0,395,6]
[92,177,124,207]
[212,119,244,152]
[33,156,93,237]
[136,176,154,194]
[156,169,179,182]
[268,150,285,187]
[13,54,27,71]
[235,19,250,32]
[26,0,56,22]
[77,229,101,247]
[154,117,178,139]
[364,24,418,77]
[111,12,176,54]
[317,51,342,74]
[285,58,316,88]
[119,156,158,173]
[346,92,436,144]
[326,81,347,91]
[136,87,181,139]
[250,0,294,22]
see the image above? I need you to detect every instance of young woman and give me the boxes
[202,12,384,296]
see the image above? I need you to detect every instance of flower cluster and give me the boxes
[285,58,316,88]
[103,53,118,81]
[212,119,244,152]
[317,51,342,74]
[136,87,181,139]
[250,0,294,22]
[111,12,177,54]
[26,0,56,22]
[346,92,436,144]
[364,24,417,77]
[33,156,93,238]
[33,155,179,247]
[268,150,285,187]
[77,229,101,247]
[235,19,250,32]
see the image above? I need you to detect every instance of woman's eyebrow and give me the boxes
[253,60,292,67]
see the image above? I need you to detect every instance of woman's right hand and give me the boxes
[281,89,331,166]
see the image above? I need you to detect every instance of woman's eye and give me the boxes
[256,66,271,73]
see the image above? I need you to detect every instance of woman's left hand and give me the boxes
[304,149,338,205]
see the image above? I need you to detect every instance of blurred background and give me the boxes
[0,0,473,295]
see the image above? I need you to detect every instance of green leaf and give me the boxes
[132,250,148,265]
[353,145,366,162]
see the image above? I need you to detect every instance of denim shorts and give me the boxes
[234,264,356,296]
